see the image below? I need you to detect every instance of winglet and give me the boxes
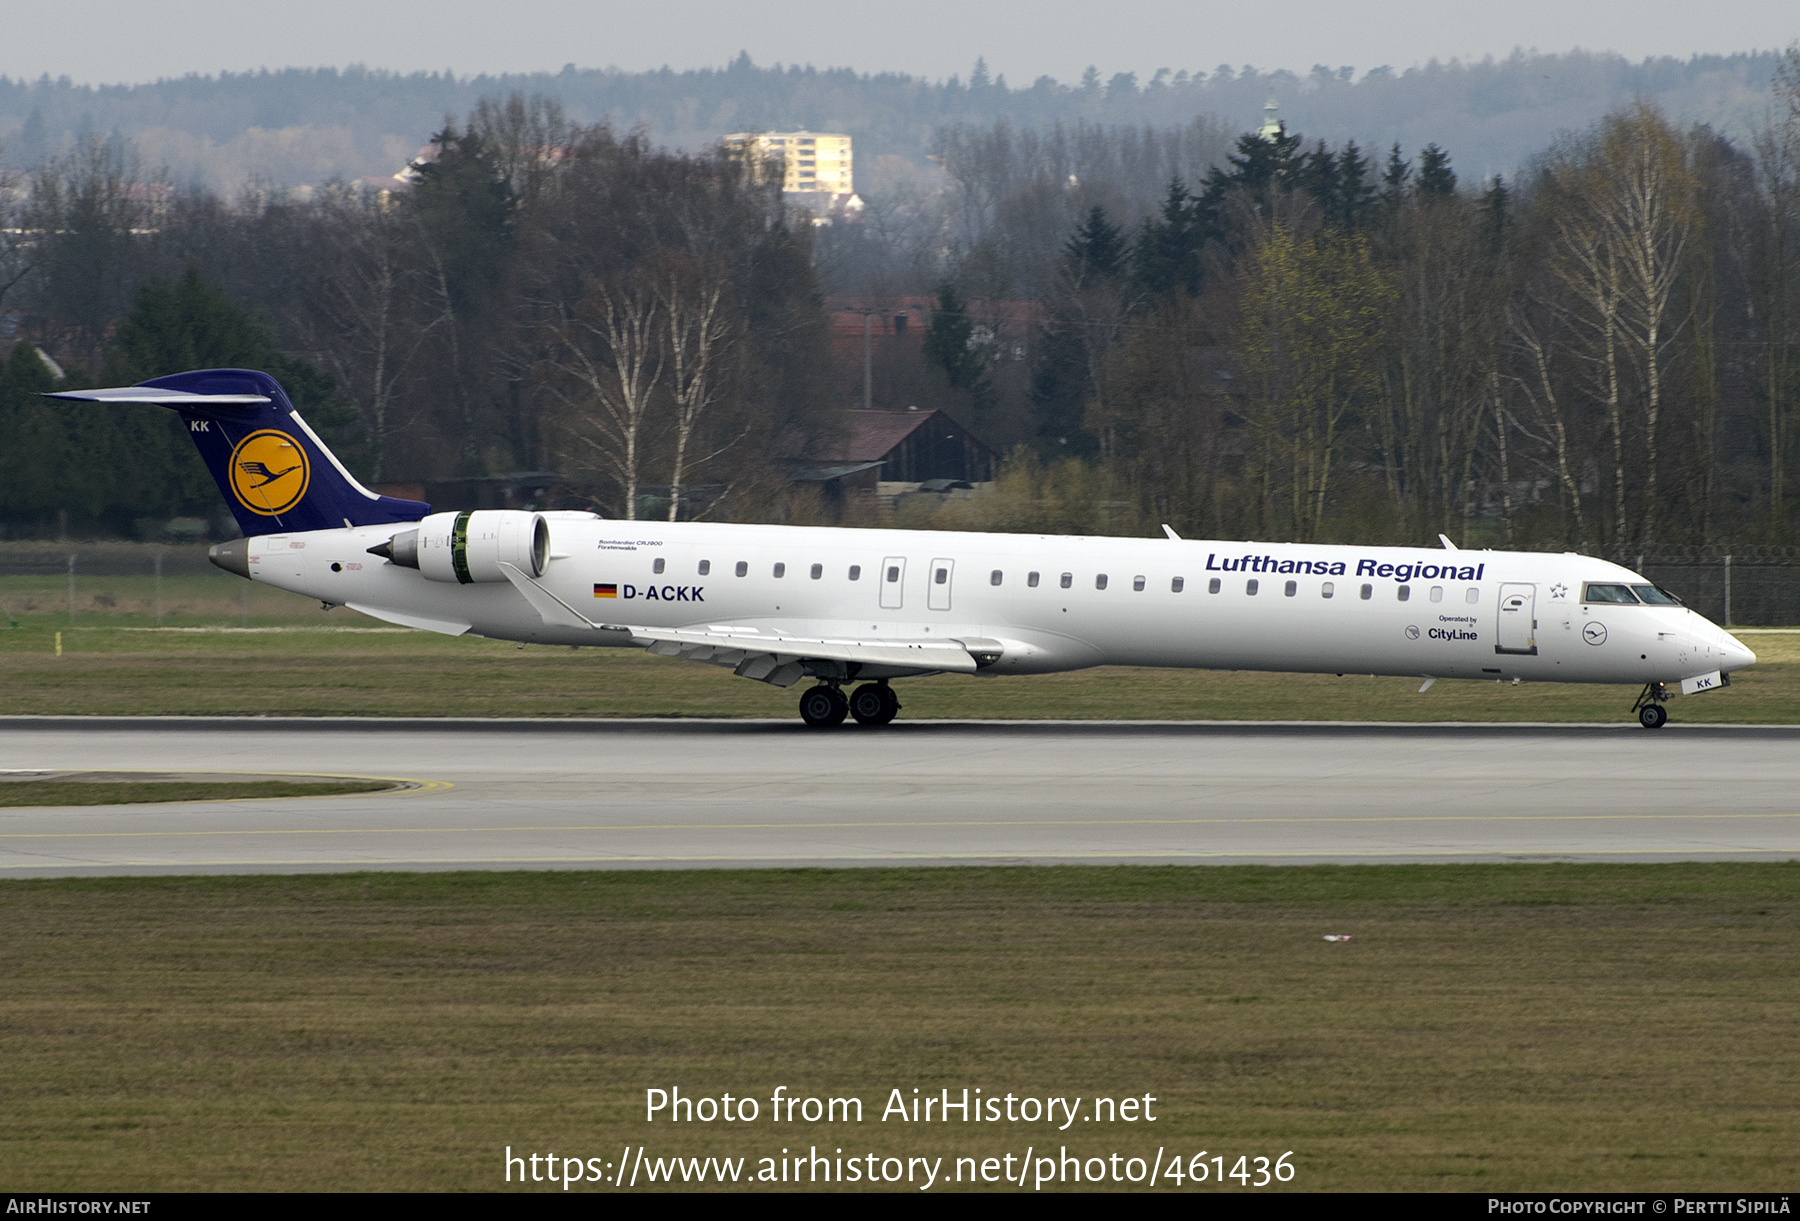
[1438,533,1459,551]
[1162,524,1182,541]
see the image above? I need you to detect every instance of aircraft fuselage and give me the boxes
[236,517,1755,690]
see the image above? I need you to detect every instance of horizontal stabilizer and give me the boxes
[45,387,271,407]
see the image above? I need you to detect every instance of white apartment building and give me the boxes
[722,131,853,195]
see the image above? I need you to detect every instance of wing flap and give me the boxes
[496,561,977,672]
[627,625,980,673]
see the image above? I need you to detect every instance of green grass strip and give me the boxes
[0,779,394,807]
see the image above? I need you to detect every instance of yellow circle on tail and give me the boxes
[228,430,310,516]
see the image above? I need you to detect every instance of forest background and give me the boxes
[1,45,1799,560]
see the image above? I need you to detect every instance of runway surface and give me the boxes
[2,718,1798,875]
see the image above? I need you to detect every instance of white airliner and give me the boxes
[54,370,1757,729]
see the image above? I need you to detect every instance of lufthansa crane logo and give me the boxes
[228,430,310,516]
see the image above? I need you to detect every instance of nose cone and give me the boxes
[1720,631,1757,673]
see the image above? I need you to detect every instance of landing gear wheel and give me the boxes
[1638,703,1668,730]
[849,682,900,727]
[798,684,849,728]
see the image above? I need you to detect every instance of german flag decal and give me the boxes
[594,583,618,598]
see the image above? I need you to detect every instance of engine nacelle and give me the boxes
[409,510,550,583]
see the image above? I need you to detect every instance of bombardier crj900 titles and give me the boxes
[54,370,1757,729]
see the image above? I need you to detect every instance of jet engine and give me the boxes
[369,510,550,583]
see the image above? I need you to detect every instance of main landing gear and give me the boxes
[798,681,900,729]
[1632,682,1669,729]
[848,681,900,727]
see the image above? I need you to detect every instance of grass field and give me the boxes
[0,864,1794,1192]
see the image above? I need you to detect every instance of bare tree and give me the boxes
[1743,42,1800,534]
[1506,301,1591,546]
[1540,104,1699,553]
[0,159,33,314]
[657,260,735,521]
[545,277,664,518]
[297,190,430,479]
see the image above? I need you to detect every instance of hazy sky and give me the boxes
[6,1,1796,87]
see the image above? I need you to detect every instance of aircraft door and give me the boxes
[928,558,955,611]
[880,557,906,610]
[254,534,304,581]
[1496,583,1538,655]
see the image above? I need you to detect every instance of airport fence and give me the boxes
[1635,549,1800,627]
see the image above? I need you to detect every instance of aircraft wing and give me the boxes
[498,562,981,677]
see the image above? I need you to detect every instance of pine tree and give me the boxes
[1339,140,1375,230]
[1132,178,1210,296]
[1382,142,1412,209]
[1417,144,1457,199]
[923,282,987,392]
[1480,175,1511,256]
[1064,206,1128,282]
[1298,140,1340,225]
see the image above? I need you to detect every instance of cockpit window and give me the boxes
[1631,584,1681,605]
[1583,583,1641,604]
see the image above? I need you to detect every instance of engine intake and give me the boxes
[371,510,550,583]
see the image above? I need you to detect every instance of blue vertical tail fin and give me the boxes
[47,368,429,536]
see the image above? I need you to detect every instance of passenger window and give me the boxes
[1208,578,1221,594]
[652,557,665,574]
[1060,573,1072,589]
[848,565,861,580]
[1028,571,1040,588]
[1246,579,1259,595]
[1095,574,1108,590]
[1133,575,1146,591]
[886,565,900,583]
[698,560,711,576]
[1171,577,1184,593]
[1397,584,1410,602]
[810,563,823,580]
[1322,581,1334,598]
[1465,587,1479,604]
[1430,586,1443,602]
[1284,580,1297,597]
[1360,584,1372,600]
[934,566,949,585]
[773,562,786,578]
[735,561,747,577]
[991,570,1003,586]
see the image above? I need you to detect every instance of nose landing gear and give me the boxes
[1632,682,1669,729]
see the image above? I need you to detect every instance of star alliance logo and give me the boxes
[1550,583,1569,599]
